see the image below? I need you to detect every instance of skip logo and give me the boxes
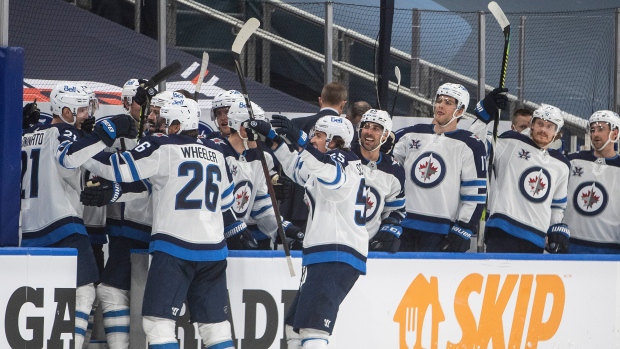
[394,273,565,349]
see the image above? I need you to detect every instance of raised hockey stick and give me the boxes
[138,61,182,140]
[390,66,401,117]
[232,18,296,277]
[193,52,209,101]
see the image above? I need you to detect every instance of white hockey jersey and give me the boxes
[21,123,106,246]
[563,151,620,247]
[83,134,235,261]
[351,143,405,239]
[213,137,280,241]
[274,144,368,274]
[486,131,570,248]
[393,124,487,234]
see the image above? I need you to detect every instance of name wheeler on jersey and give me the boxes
[351,143,405,239]
[21,124,107,246]
[84,134,235,261]
[393,124,487,234]
[486,131,570,248]
[275,144,368,273]
[563,151,620,247]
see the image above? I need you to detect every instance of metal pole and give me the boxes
[517,16,526,103]
[324,1,333,84]
[157,0,167,91]
[134,0,141,33]
[477,11,485,101]
[614,8,620,113]
[410,9,421,116]
[262,2,272,86]
[0,0,8,46]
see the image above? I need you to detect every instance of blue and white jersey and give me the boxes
[274,144,368,274]
[21,123,107,246]
[351,143,405,239]
[214,137,279,241]
[83,134,235,262]
[563,151,620,247]
[486,131,570,248]
[392,124,487,234]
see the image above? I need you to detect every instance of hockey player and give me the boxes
[82,98,250,349]
[209,89,245,138]
[563,110,620,253]
[475,97,571,253]
[246,114,367,349]
[351,109,405,252]
[144,90,184,134]
[392,83,487,252]
[21,82,137,348]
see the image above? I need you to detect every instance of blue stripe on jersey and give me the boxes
[111,153,122,182]
[402,213,452,235]
[552,197,567,204]
[104,326,130,334]
[221,182,234,198]
[303,244,367,274]
[144,179,153,193]
[317,162,344,187]
[58,141,72,168]
[462,179,486,187]
[460,195,486,202]
[255,194,270,201]
[150,240,228,262]
[487,213,546,248]
[250,205,271,218]
[76,311,90,321]
[121,152,140,181]
[207,340,235,349]
[385,199,405,207]
[551,205,563,209]
[116,226,151,243]
[103,309,130,318]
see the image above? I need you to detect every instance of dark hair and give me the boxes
[180,129,199,138]
[347,101,372,120]
[321,82,348,106]
[175,89,194,99]
[331,136,349,150]
[511,108,534,123]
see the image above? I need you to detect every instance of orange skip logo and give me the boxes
[394,274,565,349]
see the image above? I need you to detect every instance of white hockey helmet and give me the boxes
[50,82,90,124]
[359,109,392,135]
[589,110,620,130]
[160,98,200,133]
[80,85,99,118]
[313,115,354,149]
[227,100,265,131]
[532,104,564,132]
[435,83,470,112]
[211,90,244,121]
[121,78,142,109]
[150,90,186,108]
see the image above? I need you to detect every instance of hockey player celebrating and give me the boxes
[563,110,620,253]
[82,98,249,349]
[392,83,487,252]
[475,96,571,253]
[209,89,245,138]
[21,82,137,348]
[352,109,405,252]
[246,114,367,349]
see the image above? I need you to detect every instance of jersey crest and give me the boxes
[572,165,584,177]
[364,185,382,222]
[518,167,552,203]
[409,139,422,150]
[411,152,446,188]
[232,180,253,216]
[518,148,531,160]
[572,181,607,216]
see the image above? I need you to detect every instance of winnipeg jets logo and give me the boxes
[409,139,422,150]
[573,181,607,216]
[572,166,584,177]
[232,180,253,216]
[231,165,238,176]
[364,186,381,222]
[213,138,226,144]
[518,167,551,203]
[518,149,531,160]
[411,152,446,188]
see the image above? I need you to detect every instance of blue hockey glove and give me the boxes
[133,85,158,107]
[80,178,122,207]
[81,116,95,134]
[22,101,40,129]
[438,224,472,252]
[243,119,280,143]
[545,223,570,254]
[225,221,259,250]
[369,218,402,253]
[474,87,509,124]
[271,114,309,148]
[95,114,138,146]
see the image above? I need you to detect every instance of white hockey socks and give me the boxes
[82,297,98,349]
[97,283,130,349]
[285,325,302,349]
[197,321,234,349]
[300,328,329,349]
[75,283,96,349]
[143,316,178,348]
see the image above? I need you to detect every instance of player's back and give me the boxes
[21,124,86,246]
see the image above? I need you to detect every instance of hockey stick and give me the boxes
[193,52,209,101]
[390,66,401,117]
[138,61,182,140]
[232,18,296,277]
[479,2,510,252]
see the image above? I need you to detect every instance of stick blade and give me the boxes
[488,1,510,30]
[195,52,209,94]
[146,61,182,88]
[232,18,261,55]
[395,66,401,84]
